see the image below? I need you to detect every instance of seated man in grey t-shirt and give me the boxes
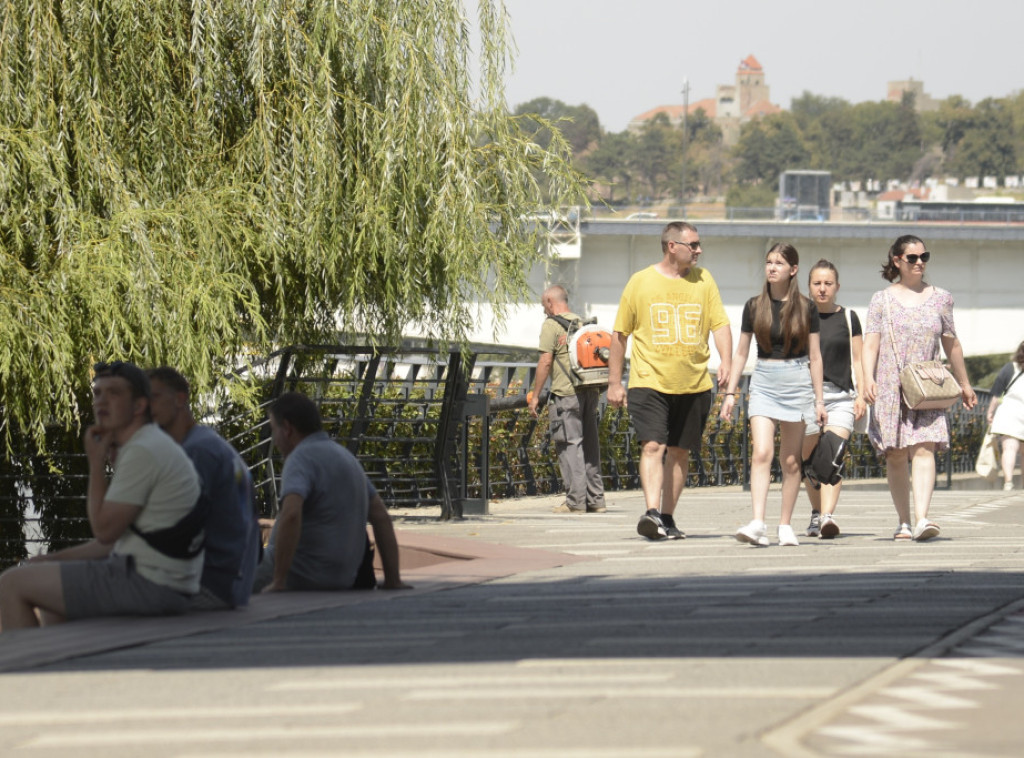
[254,392,409,593]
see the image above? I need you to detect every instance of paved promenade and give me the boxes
[2,481,1024,757]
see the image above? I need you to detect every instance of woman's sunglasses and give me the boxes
[901,252,931,264]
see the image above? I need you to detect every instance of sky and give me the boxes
[497,0,1024,133]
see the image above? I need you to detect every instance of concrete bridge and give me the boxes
[468,219,1024,366]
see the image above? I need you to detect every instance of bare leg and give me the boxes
[639,440,667,512]
[661,447,688,516]
[748,416,777,523]
[0,563,66,632]
[778,421,805,526]
[910,442,937,522]
[1001,437,1020,488]
[886,448,912,525]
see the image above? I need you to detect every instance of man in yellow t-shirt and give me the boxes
[608,222,732,540]
[528,285,606,513]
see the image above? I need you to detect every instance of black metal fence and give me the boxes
[0,343,991,563]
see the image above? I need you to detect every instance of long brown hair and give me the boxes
[753,243,809,355]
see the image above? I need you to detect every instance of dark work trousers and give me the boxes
[549,387,605,511]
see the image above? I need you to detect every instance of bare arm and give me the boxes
[861,332,881,405]
[711,325,733,392]
[528,352,553,418]
[263,493,303,593]
[606,332,629,408]
[26,539,113,563]
[987,394,1001,425]
[851,334,867,421]
[367,494,411,589]
[719,332,752,420]
[808,332,828,427]
[942,334,977,410]
[84,425,141,544]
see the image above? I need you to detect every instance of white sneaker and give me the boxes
[778,524,799,546]
[736,519,769,547]
[1004,482,1015,492]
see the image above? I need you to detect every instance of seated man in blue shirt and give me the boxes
[148,367,261,610]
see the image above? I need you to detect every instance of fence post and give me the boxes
[459,393,490,515]
[435,350,475,519]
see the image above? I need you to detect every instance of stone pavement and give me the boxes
[2,481,1024,757]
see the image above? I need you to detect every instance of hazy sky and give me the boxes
[498,0,1023,132]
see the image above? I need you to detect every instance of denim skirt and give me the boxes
[805,380,856,435]
[747,357,814,423]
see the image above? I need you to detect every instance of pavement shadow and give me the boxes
[24,569,1024,673]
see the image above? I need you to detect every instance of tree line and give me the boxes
[515,91,1024,208]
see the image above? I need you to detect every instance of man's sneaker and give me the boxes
[586,504,607,513]
[805,511,821,537]
[1003,481,1015,491]
[552,502,584,514]
[893,523,913,541]
[778,524,799,547]
[819,514,840,539]
[661,513,685,540]
[637,509,667,541]
[913,519,941,541]
[736,519,769,547]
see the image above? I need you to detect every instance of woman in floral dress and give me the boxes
[862,235,977,541]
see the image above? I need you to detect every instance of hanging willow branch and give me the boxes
[0,0,586,451]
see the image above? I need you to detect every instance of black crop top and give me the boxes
[740,296,820,360]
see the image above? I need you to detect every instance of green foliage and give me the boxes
[945,98,1017,179]
[0,1,587,455]
[725,183,776,209]
[733,113,809,185]
[967,353,1013,390]
[513,97,602,156]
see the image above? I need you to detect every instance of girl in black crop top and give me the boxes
[720,243,826,548]
[799,259,867,540]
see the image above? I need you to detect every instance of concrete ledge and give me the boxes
[0,530,587,673]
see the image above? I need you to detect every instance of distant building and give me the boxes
[886,78,939,112]
[627,55,780,145]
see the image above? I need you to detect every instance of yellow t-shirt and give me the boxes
[613,265,729,394]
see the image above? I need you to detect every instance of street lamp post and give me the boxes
[681,78,690,209]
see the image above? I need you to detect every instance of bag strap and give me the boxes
[883,293,905,373]
[546,314,574,332]
[1004,366,1024,396]
[842,306,857,394]
[884,290,940,372]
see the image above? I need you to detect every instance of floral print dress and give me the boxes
[865,286,957,453]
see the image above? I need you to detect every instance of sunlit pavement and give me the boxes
[2,481,1024,757]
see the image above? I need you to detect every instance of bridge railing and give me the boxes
[0,344,990,563]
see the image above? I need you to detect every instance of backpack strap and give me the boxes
[546,314,576,332]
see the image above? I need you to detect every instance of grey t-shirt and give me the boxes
[271,431,372,590]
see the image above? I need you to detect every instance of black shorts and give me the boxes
[627,388,713,450]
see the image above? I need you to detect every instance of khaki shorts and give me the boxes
[61,554,190,620]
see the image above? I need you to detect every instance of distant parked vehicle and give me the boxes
[626,212,658,220]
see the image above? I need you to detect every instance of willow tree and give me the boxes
[0,0,584,451]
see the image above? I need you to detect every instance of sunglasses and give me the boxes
[672,239,702,251]
[901,252,931,264]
